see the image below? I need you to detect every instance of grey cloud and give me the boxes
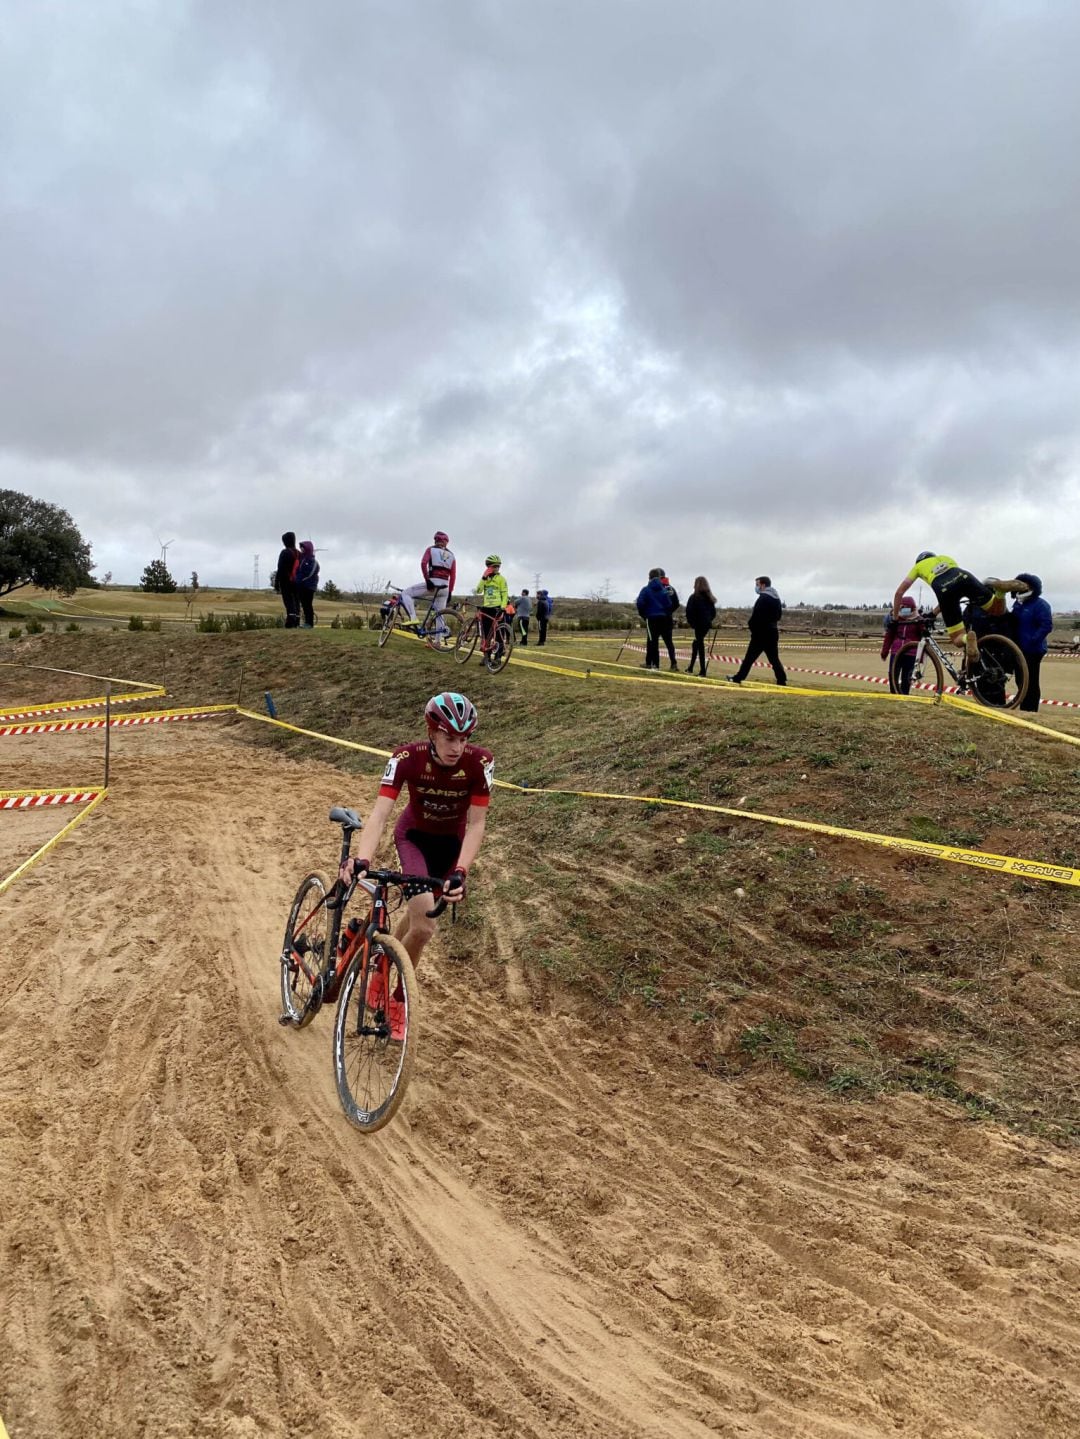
[2,1,1080,603]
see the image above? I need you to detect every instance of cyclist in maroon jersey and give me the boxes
[340,692,493,968]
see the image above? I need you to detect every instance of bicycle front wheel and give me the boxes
[425,609,461,652]
[484,620,515,674]
[333,934,418,1132]
[280,872,333,1028]
[889,642,943,698]
[972,634,1028,710]
[454,616,480,665]
[377,606,397,648]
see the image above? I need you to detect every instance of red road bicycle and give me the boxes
[278,806,445,1132]
[454,604,515,673]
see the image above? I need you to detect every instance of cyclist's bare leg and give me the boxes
[395,891,439,970]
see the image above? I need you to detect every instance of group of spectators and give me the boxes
[275,529,1056,712]
[507,589,554,647]
[635,570,786,684]
[274,531,320,629]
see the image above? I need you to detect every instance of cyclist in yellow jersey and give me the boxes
[475,554,509,653]
[893,552,1028,665]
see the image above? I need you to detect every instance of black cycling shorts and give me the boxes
[931,568,993,631]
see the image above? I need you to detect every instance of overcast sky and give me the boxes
[4,0,1079,606]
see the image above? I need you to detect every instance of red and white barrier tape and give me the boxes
[0,706,229,738]
[0,790,102,809]
[622,644,1080,709]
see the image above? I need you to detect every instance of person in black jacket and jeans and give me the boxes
[729,576,787,685]
[685,576,717,675]
[275,531,300,628]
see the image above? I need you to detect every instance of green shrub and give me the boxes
[8,626,22,639]
[25,617,45,635]
[148,617,161,632]
[196,612,223,633]
[128,615,145,631]
[65,621,80,632]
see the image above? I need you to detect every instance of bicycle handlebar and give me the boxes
[341,868,449,919]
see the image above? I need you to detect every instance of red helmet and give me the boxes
[424,691,478,737]
[433,531,449,546]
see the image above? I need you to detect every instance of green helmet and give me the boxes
[485,553,502,566]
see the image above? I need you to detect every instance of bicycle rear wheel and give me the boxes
[377,605,397,648]
[972,634,1028,710]
[333,934,418,1132]
[484,619,515,674]
[425,609,461,652]
[889,642,943,698]
[280,872,332,1028]
[454,616,480,664]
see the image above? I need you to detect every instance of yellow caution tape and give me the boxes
[941,694,1080,748]
[0,688,164,719]
[237,710,1080,890]
[237,708,393,759]
[509,650,935,704]
[0,661,163,689]
[0,790,109,897]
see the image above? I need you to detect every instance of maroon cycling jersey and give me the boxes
[378,741,493,835]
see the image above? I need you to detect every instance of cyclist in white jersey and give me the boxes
[400,531,457,639]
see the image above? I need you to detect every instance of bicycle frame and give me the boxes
[387,585,454,639]
[915,629,963,689]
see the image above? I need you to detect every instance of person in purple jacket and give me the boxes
[881,594,920,694]
[1012,573,1053,713]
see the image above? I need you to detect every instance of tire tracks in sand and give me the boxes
[0,723,1078,1438]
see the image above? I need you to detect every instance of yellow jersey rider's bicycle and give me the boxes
[888,610,1029,709]
[378,585,462,651]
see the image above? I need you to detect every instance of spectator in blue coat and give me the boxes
[535,589,552,646]
[294,540,320,628]
[636,568,677,670]
[1012,573,1053,713]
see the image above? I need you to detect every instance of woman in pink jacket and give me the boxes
[882,595,920,694]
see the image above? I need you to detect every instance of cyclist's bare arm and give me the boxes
[891,577,914,618]
[340,793,396,882]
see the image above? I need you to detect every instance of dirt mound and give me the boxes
[1,722,1078,1438]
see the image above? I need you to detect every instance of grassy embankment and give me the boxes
[4,623,1079,1143]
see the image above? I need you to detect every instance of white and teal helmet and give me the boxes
[425,691,478,737]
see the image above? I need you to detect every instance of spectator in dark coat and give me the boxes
[294,540,320,628]
[685,576,717,676]
[275,531,300,628]
[636,568,677,670]
[1012,573,1053,713]
[728,576,787,685]
[535,589,552,646]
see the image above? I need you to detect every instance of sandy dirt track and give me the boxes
[1,721,1079,1438]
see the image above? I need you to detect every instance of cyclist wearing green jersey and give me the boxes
[893,553,1027,664]
[475,554,509,654]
